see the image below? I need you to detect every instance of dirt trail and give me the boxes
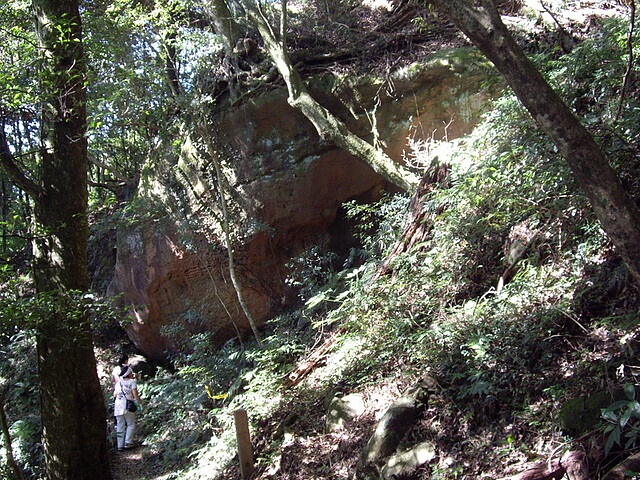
[110,446,163,480]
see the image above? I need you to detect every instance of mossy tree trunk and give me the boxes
[238,0,420,193]
[31,1,112,478]
[426,0,640,287]
[209,0,242,54]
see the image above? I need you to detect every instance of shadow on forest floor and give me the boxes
[110,446,164,480]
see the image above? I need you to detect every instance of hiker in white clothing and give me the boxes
[113,365,143,451]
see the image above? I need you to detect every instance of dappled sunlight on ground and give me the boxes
[110,445,165,480]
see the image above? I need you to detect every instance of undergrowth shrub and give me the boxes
[138,314,309,478]
[344,193,410,260]
[545,17,640,191]
[600,382,640,455]
[0,330,41,479]
[285,245,339,305]
[421,266,578,411]
[300,14,630,438]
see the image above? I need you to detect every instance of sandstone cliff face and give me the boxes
[107,49,497,360]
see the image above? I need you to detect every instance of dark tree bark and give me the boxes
[378,163,449,277]
[0,392,24,480]
[30,1,113,478]
[603,450,640,479]
[425,0,640,286]
[163,31,183,98]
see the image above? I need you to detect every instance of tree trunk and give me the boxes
[162,30,183,98]
[208,0,242,53]
[200,128,263,345]
[239,0,420,192]
[32,1,112,478]
[603,451,640,479]
[378,162,449,276]
[0,393,24,480]
[426,0,640,287]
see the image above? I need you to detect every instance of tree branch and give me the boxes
[87,153,129,182]
[87,180,125,192]
[615,0,636,123]
[238,0,419,192]
[0,120,40,199]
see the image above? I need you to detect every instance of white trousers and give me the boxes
[115,412,136,449]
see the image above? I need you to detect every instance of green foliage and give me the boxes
[0,1,38,112]
[131,335,272,476]
[544,18,635,119]
[0,331,42,479]
[0,278,125,337]
[344,193,410,260]
[283,193,412,330]
[286,245,339,303]
[0,3,39,266]
[429,93,593,298]
[421,270,573,405]
[88,10,640,479]
[82,0,192,208]
[248,327,307,375]
[601,383,640,456]
[0,272,42,477]
[541,17,640,190]
[223,16,637,476]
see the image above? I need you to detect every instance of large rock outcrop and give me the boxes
[107,49,498,360]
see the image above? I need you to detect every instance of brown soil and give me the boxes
[110,445,164,480]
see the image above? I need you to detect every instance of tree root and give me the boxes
[498,450,588,480]
[602,451,640,480]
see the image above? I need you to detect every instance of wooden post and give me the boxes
[234,409,254,478]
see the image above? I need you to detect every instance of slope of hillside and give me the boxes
[99,2,640,479]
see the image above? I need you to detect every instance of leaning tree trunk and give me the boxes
[378,162,449,277]
[32,1,112,478]
[238,0,419,193]
[426,0,640,287]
